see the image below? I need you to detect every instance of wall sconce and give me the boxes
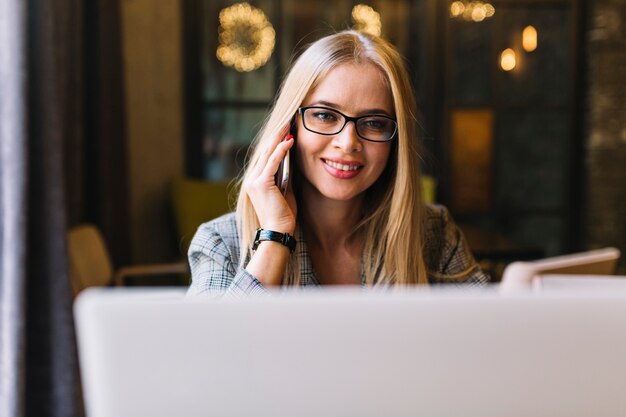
[216,2,275,72]
[352,4,382,36]
[500,48,516,71]
[522,25,538,52]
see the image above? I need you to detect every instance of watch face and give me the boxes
[252,228,263,251]
[252,229,296,252]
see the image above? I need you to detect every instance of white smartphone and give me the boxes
[275,150,290,195]
[274,119,296,195]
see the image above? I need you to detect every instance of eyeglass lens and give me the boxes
[302,107,396,142]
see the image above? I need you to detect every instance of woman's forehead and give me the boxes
[303,62,394,115]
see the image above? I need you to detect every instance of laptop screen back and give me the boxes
[75,287,626,417]
[500,247,620,292]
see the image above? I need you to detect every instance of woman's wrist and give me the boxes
[245,240,291,286]
[259,221,295,236]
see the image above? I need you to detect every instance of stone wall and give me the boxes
[584,0,626,273]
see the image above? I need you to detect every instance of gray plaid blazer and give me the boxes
[187,204,489,297]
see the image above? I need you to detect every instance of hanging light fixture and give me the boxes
[351,4,382,37]
[522,25,538,52]
[450,1,495,22]
[500,48,516,71]
[216,2,275,72]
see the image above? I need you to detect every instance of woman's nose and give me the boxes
[332,121,362,153]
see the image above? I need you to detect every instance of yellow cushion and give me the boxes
[171,178,233,255]
[421,175,436,204]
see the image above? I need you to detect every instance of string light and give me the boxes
[450,1,495,22]
[351,4,382,37]
[216,2,275,72]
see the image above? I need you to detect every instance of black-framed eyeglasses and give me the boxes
[298,106,398,142]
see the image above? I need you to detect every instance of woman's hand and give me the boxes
[243,125,297,235]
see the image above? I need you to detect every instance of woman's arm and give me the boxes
[187,214,268,297]
[240,127,297,286]
[423,204,490,286]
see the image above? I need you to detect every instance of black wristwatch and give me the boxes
[252,228,297,253]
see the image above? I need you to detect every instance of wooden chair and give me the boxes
[67,224,188,296]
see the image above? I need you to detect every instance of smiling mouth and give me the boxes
[322,159,362,172]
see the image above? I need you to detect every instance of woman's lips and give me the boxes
[321,158,363,179]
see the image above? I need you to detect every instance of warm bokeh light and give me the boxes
[216,2,275,72]
[471,6,487,22]
[351,4,382,37]
[523,25,538,52]
[500,48,516,71]
[450,1,495,22]
[450,1,465,17]
[483,3,495,17]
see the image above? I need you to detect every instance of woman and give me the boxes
[188,30,488,296]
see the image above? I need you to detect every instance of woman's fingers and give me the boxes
[244,132,296,233]
[261,135,294,182]
[255,123,290,171]
[245,136,293,194]
[242,122,297,233]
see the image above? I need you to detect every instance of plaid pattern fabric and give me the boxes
[187,204,489,297]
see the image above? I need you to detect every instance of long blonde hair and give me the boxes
[235,30,428,286]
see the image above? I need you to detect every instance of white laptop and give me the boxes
[75,287,626,417]
[500,247,621,293]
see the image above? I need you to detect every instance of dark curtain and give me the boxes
[0,0,30,412]
[0,0,127,416]
[82,0,131,265]
[0,0,82,415]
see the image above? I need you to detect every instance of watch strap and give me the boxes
[252,228,297,253]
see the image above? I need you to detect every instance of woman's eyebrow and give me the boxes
[308,100,341,109]
[308,100,393,117]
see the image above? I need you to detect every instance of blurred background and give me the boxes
[68,0,623,282]
[1,1,625,414]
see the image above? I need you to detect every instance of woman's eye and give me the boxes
[312,111,338,122]
[362,118,386,131]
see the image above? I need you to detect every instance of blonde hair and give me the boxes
[235,30,428,286]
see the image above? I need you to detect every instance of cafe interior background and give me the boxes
[1,0,625,415]
[73,0,625,286]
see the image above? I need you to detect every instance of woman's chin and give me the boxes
[314,185,365,203]
[299,176,367,204]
